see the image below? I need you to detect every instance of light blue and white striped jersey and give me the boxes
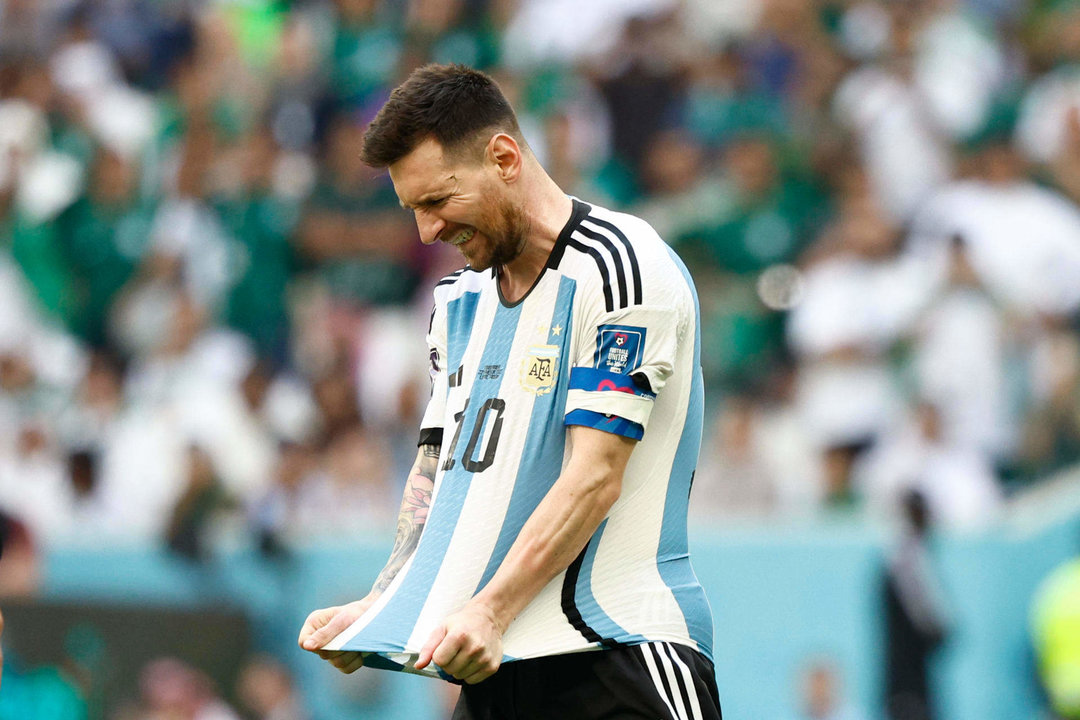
[326,199,713,677]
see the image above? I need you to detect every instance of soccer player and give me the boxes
[298,63,721,720]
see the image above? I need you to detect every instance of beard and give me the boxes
[464,196,530,271]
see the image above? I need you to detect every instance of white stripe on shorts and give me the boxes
[662,642,705,720]
[654,642,691,720]
[640,642,682,720]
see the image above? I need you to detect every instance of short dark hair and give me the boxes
[360,63,523,168]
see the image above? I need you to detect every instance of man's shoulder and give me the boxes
[574,200,665,247]
[431,266,490,304]
[563,200,693,311]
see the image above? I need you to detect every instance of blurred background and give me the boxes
[1,0,1080,718]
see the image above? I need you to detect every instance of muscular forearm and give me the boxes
[471,428,635,632]
[371,443,438,595]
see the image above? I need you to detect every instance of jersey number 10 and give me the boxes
[442,397,506,473]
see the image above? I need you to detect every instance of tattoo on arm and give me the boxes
[372,443,439,594]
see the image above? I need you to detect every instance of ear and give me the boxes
[487,133,523,183]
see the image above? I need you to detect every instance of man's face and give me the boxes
[389,137,528,271]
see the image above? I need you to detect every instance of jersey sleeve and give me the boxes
[418,294,448,447]
[564,287,687,441]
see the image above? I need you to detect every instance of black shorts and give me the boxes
[452,641,722,720]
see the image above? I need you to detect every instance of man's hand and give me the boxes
[298,595,377,674]
[415,600,504,684]
[296,445,439,676]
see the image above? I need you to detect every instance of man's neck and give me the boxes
[497,174,573,303]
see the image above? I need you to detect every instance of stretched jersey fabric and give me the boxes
[326,199,713,678]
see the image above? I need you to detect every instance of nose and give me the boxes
[415,209,446,245]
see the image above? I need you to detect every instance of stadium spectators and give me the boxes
[235,655,310,720]
[855,402,1003,530]
[882,490,950,720]
[0,510,37,598]
[693,385,823,519]
[0,0,1076,717]
[0,0,1073,544]
[792,658,867,720]
[131,657,241,720]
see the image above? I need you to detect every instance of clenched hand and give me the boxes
[416,600,504,684]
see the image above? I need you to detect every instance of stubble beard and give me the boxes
[467,197,530,271]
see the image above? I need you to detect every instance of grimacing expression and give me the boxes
[472,191,530,271]
[389,137,530,272]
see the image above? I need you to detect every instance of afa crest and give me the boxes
[520,344,559,395]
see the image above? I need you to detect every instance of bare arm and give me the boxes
[372,443,438,594]
[417,426,636,683]
[299,442,439,669]
[472,426,633,627]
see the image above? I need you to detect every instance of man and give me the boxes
[298,63,721,719]
[883,490,948,720]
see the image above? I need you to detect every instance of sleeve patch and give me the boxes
[593,325,647,374]
[565,409,645,440]
[569,367,656,398]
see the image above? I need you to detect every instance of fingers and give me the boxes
[432,633,463,671]
[463,668,493,685]
[300,601,376,676]
[298,606,339,650]
[309,638,364,673]
[341,653,366,674]
[303,607,359,651]
[446,650,500,683]
[301,601,502,682]
[443,649,500,683]
[300,595,380,652]
[325,651,365,674]
[428,631,499,682]
[415,625,447,670]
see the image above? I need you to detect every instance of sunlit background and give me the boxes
[1,0,1080,718]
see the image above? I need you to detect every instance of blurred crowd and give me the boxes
[0,649,309,720]
[0,0,1079,582]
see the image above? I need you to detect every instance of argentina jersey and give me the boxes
[325,199,714,678]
